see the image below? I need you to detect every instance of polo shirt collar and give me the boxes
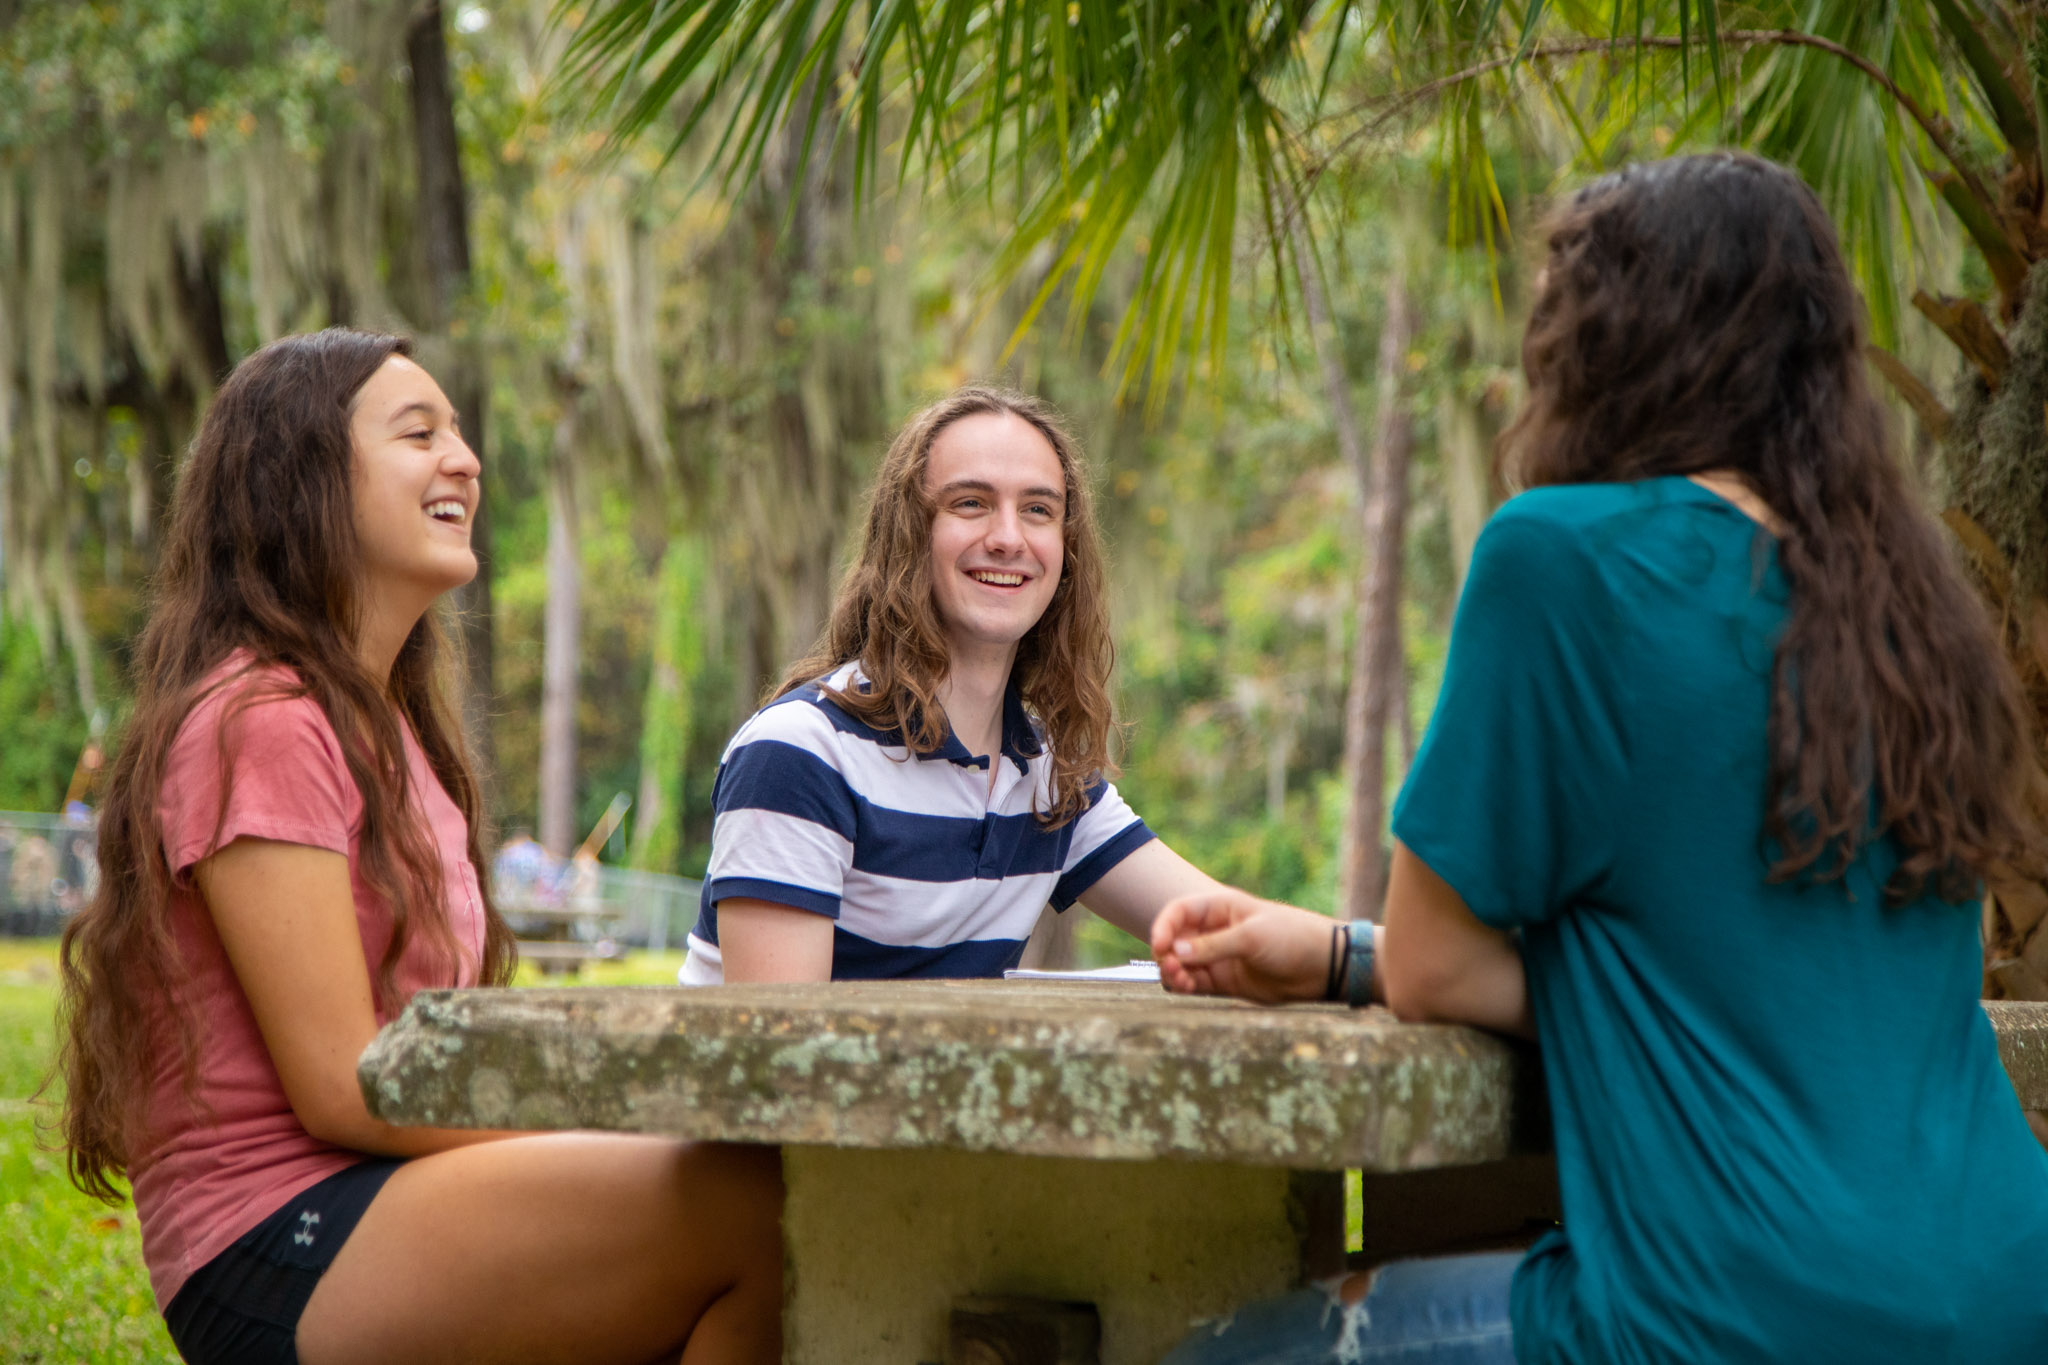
[933,678,1042,774]
[1000,681,1044,771]
[839,661,1042,773]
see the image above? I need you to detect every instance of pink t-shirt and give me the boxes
[129,658,486,1309]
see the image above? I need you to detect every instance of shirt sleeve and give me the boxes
[704,721,860,920]
[159,682,358,880]
[1050,776,1156,910]
[1390,502,1632,929]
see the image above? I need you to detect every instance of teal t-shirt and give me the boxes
[1391,478,2048,1364]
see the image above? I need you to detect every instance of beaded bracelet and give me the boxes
[1323,922,1347,1001]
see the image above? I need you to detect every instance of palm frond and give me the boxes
[553,0,1332,397]
[554,0,2025,395]
[1349,1,2009,347]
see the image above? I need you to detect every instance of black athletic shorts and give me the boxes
[163,1158,402,1365]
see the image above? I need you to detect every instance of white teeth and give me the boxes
[970,570,1024,586]
[426,500,466,523]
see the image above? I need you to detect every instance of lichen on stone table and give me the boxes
[1986,1001,2048,1108]
[357,980,1544,1171]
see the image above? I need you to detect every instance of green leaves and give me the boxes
[1925,0,2034,165]
[556,0,2041,391]
[1362,1,2027,347]
[554,0,1329,402]
[0,0,344,159]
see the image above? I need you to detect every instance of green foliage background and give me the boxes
[0,0,1553,910]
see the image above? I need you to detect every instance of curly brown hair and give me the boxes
[776,386,1116,827]
[1503,151,2044,902]
[54,329,516,1202]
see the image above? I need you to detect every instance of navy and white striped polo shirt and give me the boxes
[679,661,1154,982]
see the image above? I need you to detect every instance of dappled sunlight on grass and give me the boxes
[510,946,690,987]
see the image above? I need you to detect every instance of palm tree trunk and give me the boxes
[1947,265,2048,1005]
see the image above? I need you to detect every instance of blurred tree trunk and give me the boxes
[539,395,583,859]
[405,0,497,797]
[53,524,95,715]
[1017,905,1081,971]
[707,76,885,713]
[1295,218,1414,924]
[1440,379,1495,592]
[1334,272,1414,925]
[539,208,590,860]
[1293,221,1368,922]
[631,540,706,875]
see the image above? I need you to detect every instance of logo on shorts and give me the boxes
[293,1210,321,1246]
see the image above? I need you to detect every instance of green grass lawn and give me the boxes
[0,939,688,1364]
[1,940,177,1364]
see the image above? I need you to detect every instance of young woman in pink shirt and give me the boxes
[54,329,782,1365]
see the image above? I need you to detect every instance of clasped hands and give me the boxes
[1150,888,1356,1005]
[1154,846,1534,1037]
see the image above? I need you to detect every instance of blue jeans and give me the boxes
[1162,1252,1520,1365]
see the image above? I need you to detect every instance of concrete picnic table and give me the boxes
[357,982,2048,1365]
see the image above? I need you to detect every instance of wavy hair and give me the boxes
[777,386,1116,827]
[55,328,516,1202]
[1502,151,2043,901]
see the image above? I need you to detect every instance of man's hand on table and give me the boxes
[1151,888,1336,1004]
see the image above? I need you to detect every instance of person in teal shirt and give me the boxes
[1153,152,2048,1363]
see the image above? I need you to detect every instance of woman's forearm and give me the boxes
[1380,842,1536,1039]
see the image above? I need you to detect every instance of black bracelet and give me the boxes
[1341,920,1377,1009]
[1323,921,1347,1001]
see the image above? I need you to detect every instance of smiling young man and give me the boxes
[679,387,1219,984]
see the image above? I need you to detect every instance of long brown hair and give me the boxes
[777,386,1116,827]
[1503,151,2042,901]
[55,328,516,1202]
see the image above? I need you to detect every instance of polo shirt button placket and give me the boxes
[975,760,1000,878]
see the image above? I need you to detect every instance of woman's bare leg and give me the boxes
[295,1134,782,1365]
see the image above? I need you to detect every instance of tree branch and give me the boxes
[1316,30,2005,226]
[1864,344,1953,441]
[1914,289,2011,387]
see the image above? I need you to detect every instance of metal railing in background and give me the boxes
[589,865,701,952]
[0,810,702,954]
[489,841,702,954]
[0,810,98,937]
